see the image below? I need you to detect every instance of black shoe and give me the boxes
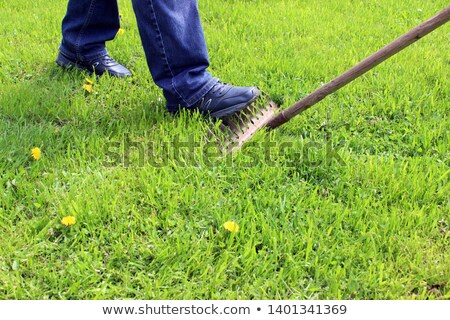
[193,82,260,118]
[55,52,132,77]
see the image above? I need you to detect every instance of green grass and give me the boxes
[0,0,449,299]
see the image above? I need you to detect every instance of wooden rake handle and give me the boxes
[266,5,450,129]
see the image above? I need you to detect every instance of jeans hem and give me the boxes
[59,45,109,62]
[185,77,219,107]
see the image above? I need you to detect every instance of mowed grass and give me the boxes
[0,0,449,299]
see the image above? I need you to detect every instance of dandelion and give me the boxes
[117,28,125,36]
[61,215,76,226]
[82,83,93,93]
[84,78,93,85]
[31,147,41,160]
[223,221,240,233]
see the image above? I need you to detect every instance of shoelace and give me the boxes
[209,82,228,95]
[197,82,228,109]
[101,55,117,65]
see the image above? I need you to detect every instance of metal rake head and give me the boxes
[212,94,279,153]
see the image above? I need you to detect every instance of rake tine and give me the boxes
[219,121,233,134]
[222,116,242,135]
[242,108,257,124]
[240,108,258,126]
[215,97,280,152]
[234,113,251,130]
[245,104,262,118]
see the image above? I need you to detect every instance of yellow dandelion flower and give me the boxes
[117,28,125,36]
[31,147,41,160]
[85,78,93,85]
[82,83,93,93]
[61,216,76,226]
[223,221,240,233]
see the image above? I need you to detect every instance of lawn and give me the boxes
[0,0,448,299]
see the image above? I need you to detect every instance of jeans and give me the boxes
[59,0,218,110]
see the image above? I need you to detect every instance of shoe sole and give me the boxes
[209,88,261,118]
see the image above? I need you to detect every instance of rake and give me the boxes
[219,5,450,152]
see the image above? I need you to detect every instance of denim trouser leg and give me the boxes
[131,0,218,110]
[60,0,120,61]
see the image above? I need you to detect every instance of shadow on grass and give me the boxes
[0,62,173,129]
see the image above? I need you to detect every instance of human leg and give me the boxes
[59,0,120,61]
[57,0,131,77]
[131,0,217,110]
[131,0,258,116]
